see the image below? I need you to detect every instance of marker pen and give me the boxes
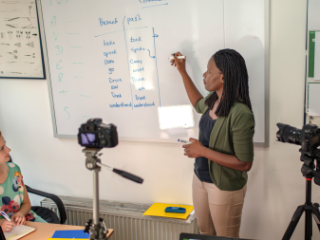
[168,56,186,60]
[0,211,12,222]
[177,139,191,143]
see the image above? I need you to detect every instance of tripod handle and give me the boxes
[113,168,143,184]
[84,219,92,233]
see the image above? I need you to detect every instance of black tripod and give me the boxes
[282,149,320,240]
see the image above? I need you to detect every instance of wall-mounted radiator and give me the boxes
[41,196,198,240]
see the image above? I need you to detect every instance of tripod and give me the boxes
[82,148,143,240]
[282,149,320,240]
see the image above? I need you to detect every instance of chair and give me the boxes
[8,156,67,224]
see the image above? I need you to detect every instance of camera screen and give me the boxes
[80,133,97,145]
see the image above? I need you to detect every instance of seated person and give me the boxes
[0,131,46,232]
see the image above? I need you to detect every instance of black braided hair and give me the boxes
[205,49,252,116]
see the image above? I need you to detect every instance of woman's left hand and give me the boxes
[11,211,26,225]
[182,138,205,158]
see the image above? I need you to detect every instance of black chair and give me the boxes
[8,156,67,224]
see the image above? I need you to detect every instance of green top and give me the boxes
[195,93,255,191]
[0,162,46,222]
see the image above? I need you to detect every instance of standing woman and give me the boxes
[171,49,254,238]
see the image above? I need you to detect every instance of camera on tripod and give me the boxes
[276,123,320,240]
[77,118,143,240]
[276,123,320,186]
[78,118,118,148]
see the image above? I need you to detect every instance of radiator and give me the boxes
[41,196,198,240]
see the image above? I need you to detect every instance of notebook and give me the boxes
[143,203,194,220]
[51,230,90,239]
[4,225,35,240]
[47,239,88,240]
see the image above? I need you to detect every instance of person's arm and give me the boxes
[11,181,31,225]
[183,138,252,171]
[183,110,254,171]
[171,52,203,108]
[202,145,252,171]
[0,219,15,232]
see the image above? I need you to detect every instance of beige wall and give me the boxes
[0,0,317,239]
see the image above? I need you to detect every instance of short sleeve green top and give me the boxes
[0,162,46,222]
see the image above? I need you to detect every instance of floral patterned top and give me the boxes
[0,162,46,222]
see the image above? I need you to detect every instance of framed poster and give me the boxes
[0,0,45,79]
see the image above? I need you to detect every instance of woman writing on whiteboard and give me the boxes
[171,49,254,238]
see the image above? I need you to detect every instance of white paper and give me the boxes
[308,83,320,116]
[4,225,35,240]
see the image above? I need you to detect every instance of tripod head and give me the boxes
[276,123,320,185]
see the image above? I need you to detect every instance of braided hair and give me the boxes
[205,49,252,116]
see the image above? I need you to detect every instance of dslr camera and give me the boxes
[276,123,320,147]
[78,118,118,148]
[276,123,320,185]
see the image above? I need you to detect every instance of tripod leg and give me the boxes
[282,206,305,240]
[306,207,313,240]
[312,204,320,231]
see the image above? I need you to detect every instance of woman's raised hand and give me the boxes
[170,52,186,74]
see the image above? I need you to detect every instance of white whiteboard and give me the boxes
[40,0,268,144]
[0,0,45,79]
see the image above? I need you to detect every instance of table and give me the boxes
[20,222,114,240]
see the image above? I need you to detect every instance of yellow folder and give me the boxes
[143,202,193,220]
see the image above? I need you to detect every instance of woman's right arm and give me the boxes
[171,52,203,108]
[0,219,15,232]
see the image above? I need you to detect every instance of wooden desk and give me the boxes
[20,222,114,240]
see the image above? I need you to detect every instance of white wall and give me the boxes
[0,0,317,239]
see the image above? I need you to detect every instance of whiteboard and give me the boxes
[39,0,268,145]
[0,0,45,79]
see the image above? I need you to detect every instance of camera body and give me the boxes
[78,118,118,148]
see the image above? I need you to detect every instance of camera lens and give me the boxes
[276,123,301,145]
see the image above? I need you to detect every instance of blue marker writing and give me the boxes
[0,211,12,222]
[177,139,191,143]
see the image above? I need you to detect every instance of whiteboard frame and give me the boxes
[38,0,270,147]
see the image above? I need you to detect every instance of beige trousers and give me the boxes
[192,173,247,238]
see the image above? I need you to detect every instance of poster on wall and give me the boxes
[0,0,45,79]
